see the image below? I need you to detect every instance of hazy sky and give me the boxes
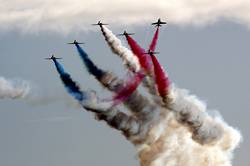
[0,1,250,166]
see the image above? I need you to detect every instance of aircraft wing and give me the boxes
[92,23,108,26]
[152,52,160,54]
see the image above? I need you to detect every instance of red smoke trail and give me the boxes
[126,35,152,72]
[149,27,159,52]
[148,27,170,100]
[126,30,170,100]
[113,71,145,105]
[150,54,170,99]
[111,34,153,104]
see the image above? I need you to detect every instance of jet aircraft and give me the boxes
[117,31,135,36]
[152,18,166,27]
[92,21,108,26]
[45,55,62,60]
[67,40,84,45]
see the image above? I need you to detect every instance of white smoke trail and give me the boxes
[100,26,161,103]
[129,85,242,166]
[75,82,241,166]
[100,25,141,72]
[83,26,241,166]
[168,86,224,145]
[0,76,81,108]
[136,112,241,166]
[0,76,30,99]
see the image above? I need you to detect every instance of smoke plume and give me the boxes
[112,71,145,105]
[125,34,162,103]
[149,27,159,52]
[100,25,140,72]
[150,53,170,104]
[0,76,30,99]
[52,58,85,102]
[50,56,145,137]
[72,43,150,113]
[51,57,115,110]
[75,43,105,80]
[48,21,242,166]
[134,86,242,166]
[126,35,152,72]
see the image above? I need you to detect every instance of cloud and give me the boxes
[1,0,250,33]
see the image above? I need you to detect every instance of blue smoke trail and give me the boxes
[75,44,105,79]
[52,59,84,102]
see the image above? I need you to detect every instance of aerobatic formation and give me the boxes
[47,19,241,166]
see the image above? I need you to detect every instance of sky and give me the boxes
[0,0,250,166]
